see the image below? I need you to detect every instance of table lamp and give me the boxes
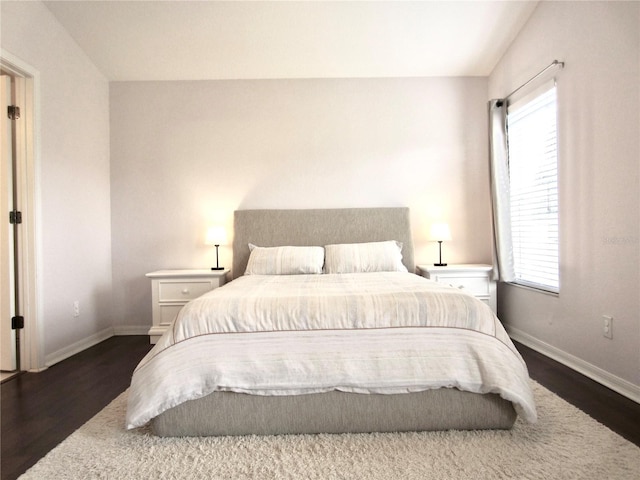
[205,226,227,271]
[429,223,451,267]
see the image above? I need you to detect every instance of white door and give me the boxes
[1,74,16,371]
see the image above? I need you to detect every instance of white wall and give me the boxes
[110,77,491,330]
[1,1,112,363]
[489,1,639,394]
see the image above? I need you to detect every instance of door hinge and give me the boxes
[12,316,24,330]
[9,210,22,224]
[8,105,20,120]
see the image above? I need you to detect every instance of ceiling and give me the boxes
[43,1,539,82]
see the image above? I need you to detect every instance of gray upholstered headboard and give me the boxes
[232,207,415,279]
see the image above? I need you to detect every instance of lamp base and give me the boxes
[433,263,447,267]
[211,267,225,271]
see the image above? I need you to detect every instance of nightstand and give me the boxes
[416,264,496,313]
[145,269,229,343]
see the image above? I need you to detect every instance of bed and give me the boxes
[126,207,536,437]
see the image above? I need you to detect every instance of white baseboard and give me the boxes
[45,327,114,367]
[507,325,640,405]
[113,325,149,336]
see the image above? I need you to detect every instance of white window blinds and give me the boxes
[507,85,559,292]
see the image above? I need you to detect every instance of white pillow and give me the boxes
[244,244,325,275]
[324,241,408,274]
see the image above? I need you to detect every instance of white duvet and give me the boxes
[126,272,537,429]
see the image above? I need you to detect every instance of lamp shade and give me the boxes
[205,226,227,246]
[429,223,452,242]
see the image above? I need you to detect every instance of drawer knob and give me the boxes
[181,288,190,295]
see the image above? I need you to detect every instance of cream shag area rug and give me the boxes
[19,382,640,480]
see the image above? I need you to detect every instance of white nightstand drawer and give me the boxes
[417,264,496,313]
[159,281,212,302]
[434,275,489,296]
[159,304,183,326]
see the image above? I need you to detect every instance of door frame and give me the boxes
[1,50,44,372]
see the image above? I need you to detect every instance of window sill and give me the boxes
[502,281,559,297]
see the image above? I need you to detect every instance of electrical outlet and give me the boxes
[73,301,80,318]
[602,315,613,339]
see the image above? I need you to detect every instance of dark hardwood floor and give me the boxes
[2,336,639,480]
[515,341,640,447]
[1,336,152,480]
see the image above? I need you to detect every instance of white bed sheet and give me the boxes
[126,272,537,429]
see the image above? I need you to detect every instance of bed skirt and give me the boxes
[151,388,517,437]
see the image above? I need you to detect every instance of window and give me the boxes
[506,85,559,292]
